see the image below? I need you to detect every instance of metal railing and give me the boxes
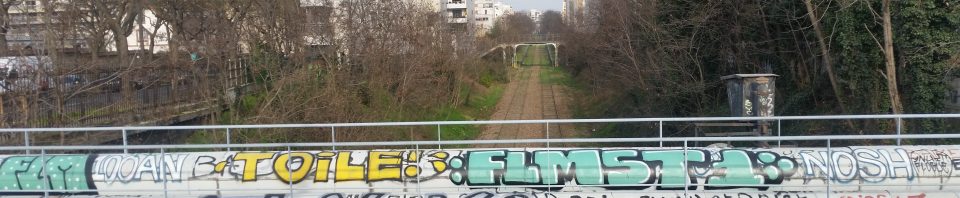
[0,114,958,151]
[0,114,959,197]
[0,57,252,132]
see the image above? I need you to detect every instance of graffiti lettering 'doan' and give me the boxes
[1,146,959,197]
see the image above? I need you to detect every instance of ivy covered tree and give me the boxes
[894,0,960,132]
[560,0,960,140]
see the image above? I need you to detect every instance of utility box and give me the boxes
[722,74,778,117]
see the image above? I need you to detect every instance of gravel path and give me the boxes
[477,45,575,148]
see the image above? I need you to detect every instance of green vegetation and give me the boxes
[193,56,510,145]
[431,84,504,141]
[557,1,960,142]
[540,66,575,87]
[517,45,555,66]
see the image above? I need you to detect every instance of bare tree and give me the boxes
[804,0,855,129]
[0,0,20,55]
[879,0,903,114]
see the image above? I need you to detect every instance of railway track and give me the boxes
[479,44,574,148]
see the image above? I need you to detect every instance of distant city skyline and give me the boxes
[500,0,562,11]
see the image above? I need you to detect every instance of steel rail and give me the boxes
[3,133,960,151]
[6,183,960,193]
[1,114,958,132]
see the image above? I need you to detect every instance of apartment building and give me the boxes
[4,1,171,54]
[529,9,542,23]
[473,0,512,36]
[5,1,78,51]
[562,0,593,31]
[442,0,472,31]
[120,10,171,53]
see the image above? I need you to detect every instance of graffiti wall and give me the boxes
[2,146,960,197]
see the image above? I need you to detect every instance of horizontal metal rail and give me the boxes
[2,133,959,151]
[7,183,960,193]
[1,114,958,132]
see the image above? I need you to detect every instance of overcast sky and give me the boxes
[501,0,563,11]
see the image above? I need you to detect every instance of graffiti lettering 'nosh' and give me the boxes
[1,146,959,197]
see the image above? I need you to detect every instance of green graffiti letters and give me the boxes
[0,155,95,195]
[503,151,539,183]
[534,150,603,185]
[448,149,798,190]
[642,150,705,189]
[465,150,504,185]
[705,150,797,190]
[708,150,763,187]
[601,150,649,186]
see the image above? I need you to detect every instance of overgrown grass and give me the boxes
[430,83,505,142]
[518,45,553,66]
[539,66,576,87]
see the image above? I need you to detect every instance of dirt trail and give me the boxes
[477,46,576,148]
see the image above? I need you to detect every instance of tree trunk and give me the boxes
[116,32,129,60]
[0,26,8,55]
[803,0,856,129]
[0,2,11,56]
[115,31,135,122]
[0,93,5,127]
[881,0,903,114]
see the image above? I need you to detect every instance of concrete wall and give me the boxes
[1,146,958,197]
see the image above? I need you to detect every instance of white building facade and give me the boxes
[443,0,472,29]
[117,10,172,53]
[529,9,542,23]
[5,1,171,54]
[562,0,594,31]
[473,0,512,36]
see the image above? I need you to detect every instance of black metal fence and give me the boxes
[0,57,251,129]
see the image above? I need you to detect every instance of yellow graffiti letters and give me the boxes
[233,152,275,181]
[368,151,403,181]
[336,151,366,181]
[274,152,315,184]
[314,152,335,182]
[431,152,450,173]
[404,151,421,177]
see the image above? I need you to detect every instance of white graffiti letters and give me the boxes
[91,154,187,183]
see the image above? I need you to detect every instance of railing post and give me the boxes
[546,123,553,192]
[545,122,550,148]
[122,129,128,154]
[658,120,663,147]
[896,117,902,145]
[161,147,168,198]
[436,124,441,149]
[826,138,832,198]
[415,143,422,197]
[330,126,337,194]
[777,119,782,147]
[40,148,47,197]
[683,140,689,197]
[23,131,29,154]
[225,128,231,152]
[287,146,293,197]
